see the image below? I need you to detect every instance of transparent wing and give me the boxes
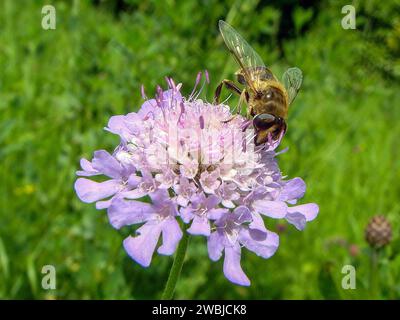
[219,20,266,90]
[282,67,303,105]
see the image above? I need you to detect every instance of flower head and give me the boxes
[365,215,392,248]
[74,73,319,286]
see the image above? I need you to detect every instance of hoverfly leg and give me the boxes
[213,79,241,104]
[221,89,247,123]
[222,114,239,124]
[236,89,247,115]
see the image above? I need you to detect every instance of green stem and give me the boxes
[369,248,380,299]
[161,230,190,300]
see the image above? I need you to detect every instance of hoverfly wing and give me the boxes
[218,20,266,91]
[282,67,303,105]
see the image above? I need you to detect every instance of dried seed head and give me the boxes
[365,215,392,248]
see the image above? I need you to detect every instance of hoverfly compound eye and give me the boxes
[253,113,276,130]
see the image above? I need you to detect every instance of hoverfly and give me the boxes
[215,20,303,145]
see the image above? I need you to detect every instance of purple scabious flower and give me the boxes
[74,73,319,286]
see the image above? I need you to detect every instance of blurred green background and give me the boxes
[1,0,400,299]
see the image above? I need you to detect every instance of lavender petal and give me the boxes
[207,231,224,261]
[123,222,163,267]
[74,178,121,203]
[223,245,250,286]
[239,228,279,259]
[107,198,154,229]
[92,150,122,179]
[187,215,210,236]
[158,218,183,255]
[252,200,288,218]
